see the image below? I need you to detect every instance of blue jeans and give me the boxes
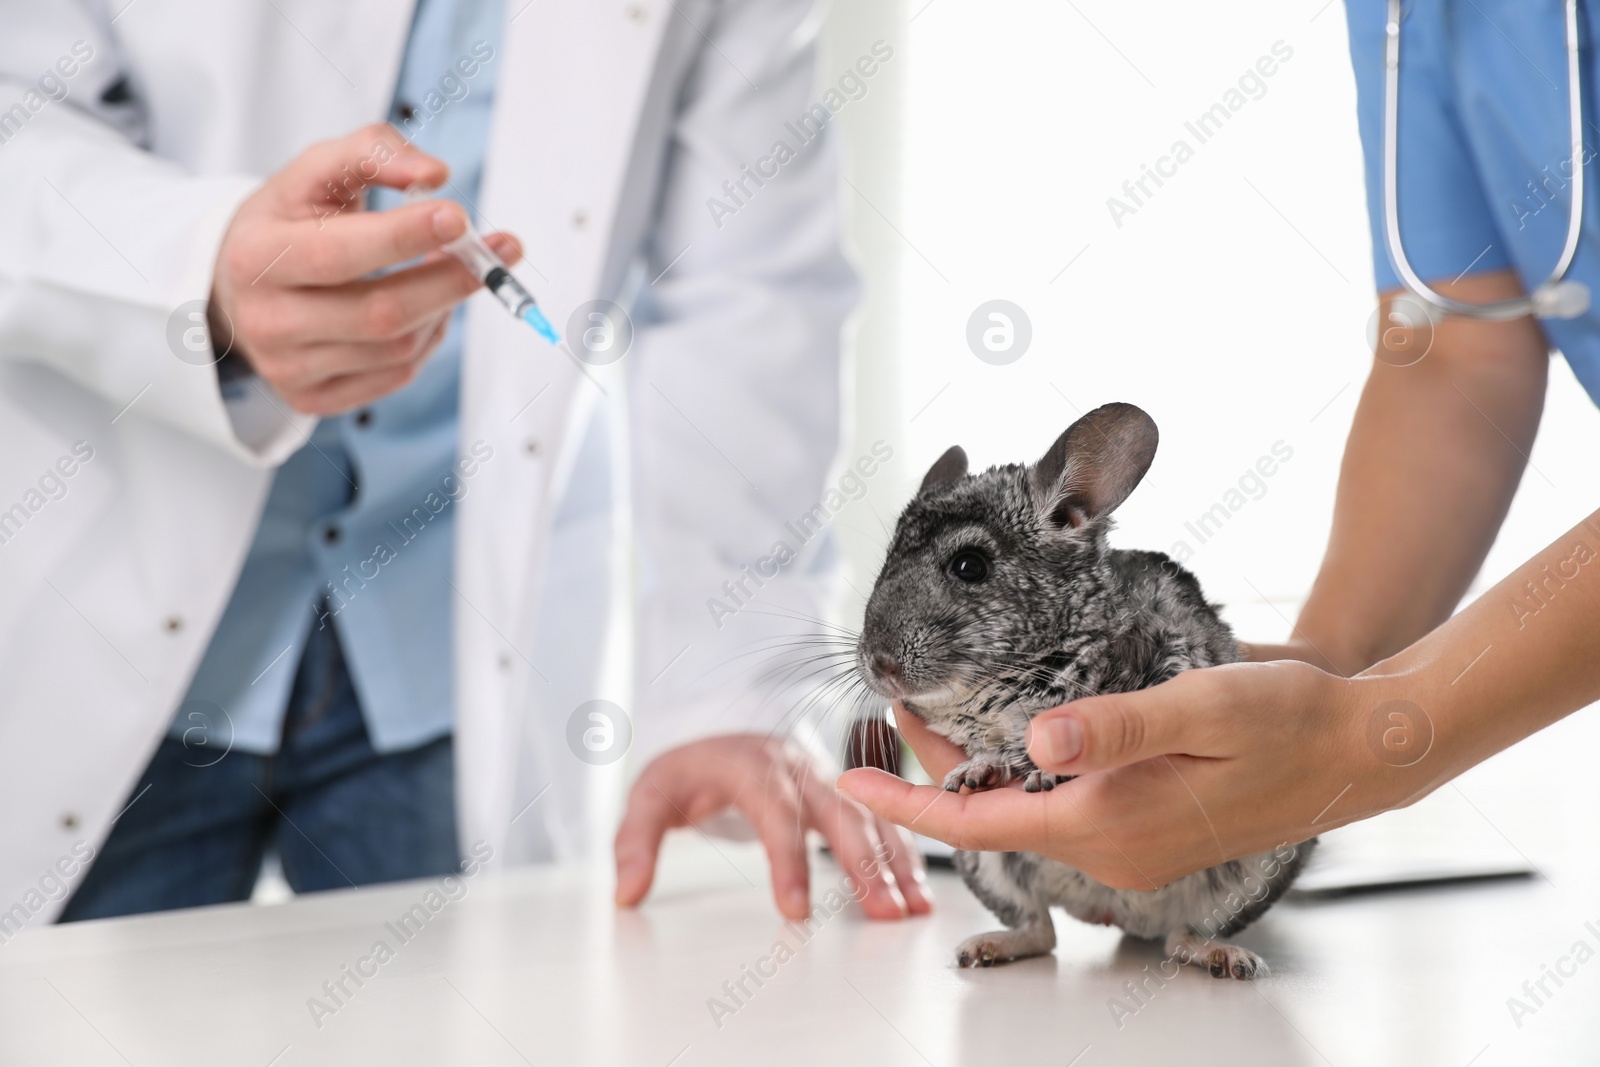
[61,619,459,921]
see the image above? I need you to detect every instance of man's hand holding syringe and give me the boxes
[209,124,554,417]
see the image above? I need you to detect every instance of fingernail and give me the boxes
[884,883,909,916]
[1041,717,1082,765]
[433,205,465,239]
[786,887,809,916]
[486,234,519,261]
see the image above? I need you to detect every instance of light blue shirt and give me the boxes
[1346,0,1600,406]
[178,0,504,755]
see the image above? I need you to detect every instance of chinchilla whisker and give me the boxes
[720,646,851,681]
[737,630,859,654]
[747,644,868,696]
[741,641,858,669]
[756,657,862,696]
[681,624,865,693]
[746,630,856,645]
[729,604,862,639]
[862,496,893,538]
[816,681,887,748]
[755,638,860,666]
[792,676,867,732]
[761,670,876,749]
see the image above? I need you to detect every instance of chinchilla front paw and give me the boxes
[1023,769,1060,792]
[942,755,1014,793]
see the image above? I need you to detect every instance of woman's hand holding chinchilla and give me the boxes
[843,664,1400,889]
[843,507,1600,889]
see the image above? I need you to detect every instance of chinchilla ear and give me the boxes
[1028,403,1158,529]
[919,445,968,493]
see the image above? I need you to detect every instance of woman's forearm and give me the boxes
[1356,506,1600,798]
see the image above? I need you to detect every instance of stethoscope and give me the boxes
[1383,0,1591,320]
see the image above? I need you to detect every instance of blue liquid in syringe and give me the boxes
[485,267,559,344]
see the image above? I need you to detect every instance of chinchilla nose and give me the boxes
[869,652,902,680]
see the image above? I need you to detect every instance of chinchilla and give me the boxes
[856,402,1313,979]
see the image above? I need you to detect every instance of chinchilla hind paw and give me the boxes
[955,917,1057,968]
[1164,931,1269,980]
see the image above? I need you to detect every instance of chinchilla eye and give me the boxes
[948,549,989,583]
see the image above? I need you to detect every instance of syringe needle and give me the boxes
[403,184,560,345]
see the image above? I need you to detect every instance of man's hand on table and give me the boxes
[614,733,933,921]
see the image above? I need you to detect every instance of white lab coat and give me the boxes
[0,0,854,926]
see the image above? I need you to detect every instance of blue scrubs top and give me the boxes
[1346,0,1600,405]
[177,0,504,755]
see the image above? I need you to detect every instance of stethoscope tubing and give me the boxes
[1382,0,1586,320]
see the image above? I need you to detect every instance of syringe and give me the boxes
[404,184,559,344]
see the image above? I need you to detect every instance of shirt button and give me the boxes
[626,4,647,21]
[354,409,373,428]
[323,525,341,545]
[164,615,183,633]
[397,103,417,121]
[498,652,513,670]
[572,210,589,230]
[524,439,542,456]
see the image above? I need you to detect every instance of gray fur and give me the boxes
[857,403,1313,978]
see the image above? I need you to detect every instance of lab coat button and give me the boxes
[60,812,79,830]
[99,77,132,106]
[396,103,417,122]
[626,4,648,22]
[572,210,589,230]
[354,409,373,428]
[524,439,541,456]
[498,652,513,670]
[164,615,183,633]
